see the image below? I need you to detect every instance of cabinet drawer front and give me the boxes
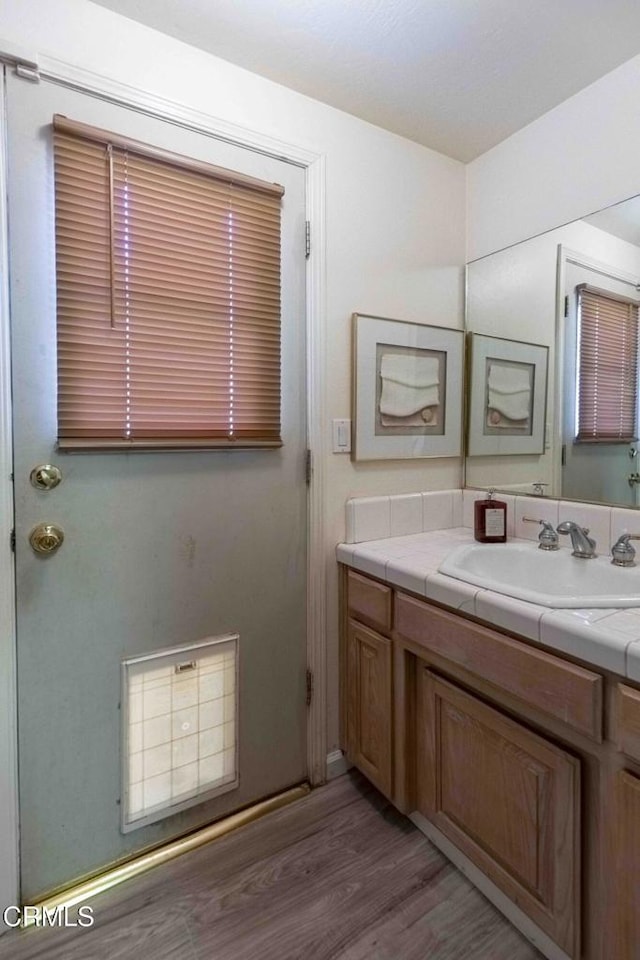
[616,683,640,762]
[396,592,603,741]
[417,671,580,956]
[347,570,392,634]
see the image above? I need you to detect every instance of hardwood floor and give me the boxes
[0,772,542,960]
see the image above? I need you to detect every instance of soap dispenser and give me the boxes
[474,488,507,543]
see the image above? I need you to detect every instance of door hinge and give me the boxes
[564,295,569,318]
[10,529,15,552]
[305,221,311,259]
[561,444,567,467]
[305,448,312,485]
[306,668,313,707]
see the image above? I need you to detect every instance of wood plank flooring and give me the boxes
[0,772,542,960]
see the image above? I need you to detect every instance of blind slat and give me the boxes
[576,288,639,442]
[54,123,283,447]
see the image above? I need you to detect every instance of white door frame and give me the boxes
[0,63,19,926]
[0,46,328,912]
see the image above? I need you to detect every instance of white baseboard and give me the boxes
[326,749,351,781]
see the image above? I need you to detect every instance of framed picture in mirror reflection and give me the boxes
[467,333,548,456]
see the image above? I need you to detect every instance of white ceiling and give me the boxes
[89,0,640,162]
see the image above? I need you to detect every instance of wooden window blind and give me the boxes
[576,285,639,443]
[53,115,284,450]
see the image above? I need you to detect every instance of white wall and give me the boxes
[467,53,640,261]
[0,0,466,758]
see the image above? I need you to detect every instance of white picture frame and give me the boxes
[466,333,548,456]
[352,313,464,461]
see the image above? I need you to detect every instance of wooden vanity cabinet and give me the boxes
[340,564,640,958]
[416,668,580,956]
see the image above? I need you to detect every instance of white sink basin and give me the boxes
[439,541,640,608]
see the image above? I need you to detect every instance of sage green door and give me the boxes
[5,67,308,899]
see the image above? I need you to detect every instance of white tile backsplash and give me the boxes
[462,489,486,528]
[352,496,391,542]
[422,491,455,532]
[514,497,560,541]
[346,490,465,544]
[390,494,423,536]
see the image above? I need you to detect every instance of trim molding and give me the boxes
[326,750,351,781]
[24,784,310,927]
[0,66,19,935]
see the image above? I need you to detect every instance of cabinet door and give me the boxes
[613,770,640,959]
[347,619,393,798]
[417,670,580,957]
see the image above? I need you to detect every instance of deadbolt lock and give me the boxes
[30,464,62,491]
[29,524,65,556]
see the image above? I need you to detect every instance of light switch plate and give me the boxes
[332,418,352,453]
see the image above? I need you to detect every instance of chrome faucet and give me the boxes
[556,521,597,559]
[611,533,640,567]
[522,517,559,550]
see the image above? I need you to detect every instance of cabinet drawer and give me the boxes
[417,670,580,956]
[395,592,603,741]
[347,569,392,634]
[615,683,640,762]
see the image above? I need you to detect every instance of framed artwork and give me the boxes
[466,333,548,456]
[352,313,464,461]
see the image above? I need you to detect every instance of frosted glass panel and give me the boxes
[122,635,238,831]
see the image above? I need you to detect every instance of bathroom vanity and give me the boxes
[338,496,640,960]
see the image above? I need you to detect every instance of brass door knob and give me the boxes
[30,464,62,490]
[29,524,64,555]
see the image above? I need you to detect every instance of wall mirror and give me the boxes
[465,192,640,509]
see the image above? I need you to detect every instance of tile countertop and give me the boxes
[337,527,640,683]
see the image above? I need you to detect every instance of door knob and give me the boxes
[29,524,64,555]
[30,464,62,490]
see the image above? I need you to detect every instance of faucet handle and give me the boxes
[522,517,560,550]
[611,533,640,567]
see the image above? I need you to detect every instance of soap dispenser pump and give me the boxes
[474,488,507,543]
